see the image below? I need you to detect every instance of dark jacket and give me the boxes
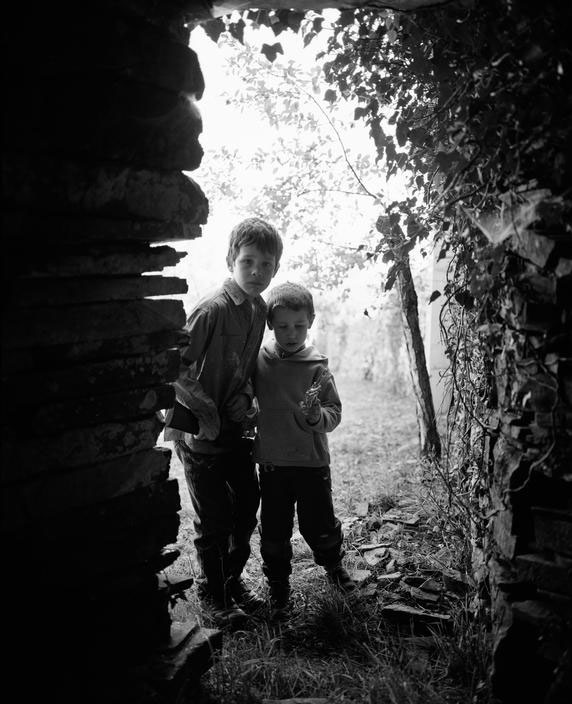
[165,278,266,454]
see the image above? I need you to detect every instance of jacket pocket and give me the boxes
[257,408,314,462]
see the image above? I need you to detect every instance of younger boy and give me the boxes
[254,282,356,619]
[165,217,283,628]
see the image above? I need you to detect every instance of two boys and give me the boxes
[167,217,353,628]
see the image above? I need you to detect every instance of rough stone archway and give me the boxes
[2,1,570,702]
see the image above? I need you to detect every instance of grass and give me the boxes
[159,376,492,703]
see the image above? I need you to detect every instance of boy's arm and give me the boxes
[175,306,220,440]
[225,379,254,423]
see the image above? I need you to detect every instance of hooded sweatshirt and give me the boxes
[254,341,341,467]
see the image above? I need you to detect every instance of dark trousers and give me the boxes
[174,438,260,598]
[259,464,344,581]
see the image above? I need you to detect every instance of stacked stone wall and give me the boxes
[487,213,572,703]
[1,2,217,700]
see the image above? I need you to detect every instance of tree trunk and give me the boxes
[396,254,441,458]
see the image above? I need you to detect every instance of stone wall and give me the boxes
[486,209,572,703]
[1,2,216,700]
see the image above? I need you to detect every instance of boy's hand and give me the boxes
[299,370,331,426]
[300,398,321,425]
[225,393,250,423]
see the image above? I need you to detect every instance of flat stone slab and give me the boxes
[381,603,451,632]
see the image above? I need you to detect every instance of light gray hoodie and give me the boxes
[254,341,342,467]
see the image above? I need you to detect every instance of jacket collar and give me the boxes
[223,278,261,306]
[263,340,328,363]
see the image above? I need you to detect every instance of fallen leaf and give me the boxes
[351,569,372,584]
[420,578,443,594]
[358,542,391,552]
[360,583,378,598]
[410,586,441,603]
[363,547,388,566]
[377,571,402,583]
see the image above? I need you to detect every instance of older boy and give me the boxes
[165,217,283,628]
[254,282,356,620]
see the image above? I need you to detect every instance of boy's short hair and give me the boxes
[267,282,315,323]
[226,217,283,270]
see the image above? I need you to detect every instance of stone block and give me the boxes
[511,599,565,631]
[5,9,204,97]
[4,298,186,349]
[7,77,204,171]
[518,270,557,302]
[492,434,527,494]
[517,301,561,332]
[2,415,165,479]
[513,230,556,269]
[536,589,572,619]
[30,384,174,433]
[3,212,202,244]
[561,366,572,405]
[517,368,558,413]
[534,410,572,429]
[19,245,187,278]
[492,509,518,560]
[532,507,572,556]
[144,620,223,700]
[4,348,180,404]
[516,553,572,595]
[2,329,187,375]
[3,479,182,578]
[555,258,572,277]
[13,275,188,307]
[2,446,171,526]
[3,153,209,224]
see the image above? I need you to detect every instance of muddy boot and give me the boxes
[228,576,265,614]
[268,579,290,621]
[197,585,248,630]
[325,563,357,593]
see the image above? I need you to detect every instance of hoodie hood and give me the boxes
[261,340,328,364]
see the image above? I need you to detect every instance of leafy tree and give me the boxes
[318,1,571,462]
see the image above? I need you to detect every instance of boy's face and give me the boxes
[230,244,277,299]
[269,306,313,353]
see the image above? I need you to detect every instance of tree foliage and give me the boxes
[210,2,571,281]
[321,1,571,274]
[193,29,384,294]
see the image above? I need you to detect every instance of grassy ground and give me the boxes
[159,376,491,703]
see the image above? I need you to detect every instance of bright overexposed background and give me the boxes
[158,16,435,388]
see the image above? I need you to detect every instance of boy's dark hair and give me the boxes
[267,282,315,323]
[226,217,283,270]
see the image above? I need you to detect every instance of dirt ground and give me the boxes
[156,378,491,703]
